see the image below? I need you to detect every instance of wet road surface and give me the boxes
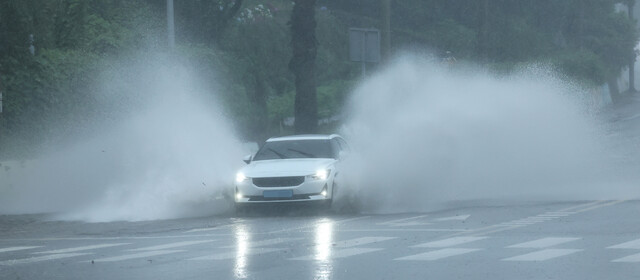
[1,200,639,280]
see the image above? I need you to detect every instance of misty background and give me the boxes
[1,0,639,221]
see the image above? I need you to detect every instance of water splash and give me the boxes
[338,55,638,213]
[0,57,244,222]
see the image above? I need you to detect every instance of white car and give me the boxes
[234,134,349,209]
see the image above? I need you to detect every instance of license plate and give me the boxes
[263,190,293,198]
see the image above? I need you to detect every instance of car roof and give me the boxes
[266,134,342,142]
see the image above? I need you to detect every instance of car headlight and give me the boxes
[236,172,248,183]
[308,169,330,180]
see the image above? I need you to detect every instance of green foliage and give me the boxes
[1,0,639,156]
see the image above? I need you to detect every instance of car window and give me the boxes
[253,139,335,160]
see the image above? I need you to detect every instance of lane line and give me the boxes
[265,216,371,234]
[222,237,302,248]
[0,253,90,266]
[335,228,469,232]
[574,200,626,213]
[435,215,470,222]
[395,248,481,261]
[414,236,487,248]
[378,215,429,225]
[608,238,640,249]
[34,243,130,254]
[612,252,640,263]
[502,249,582,261]
[184,224,233,233]
[90,250,184,262]
[334,237,396,248]
[507,237,581,248]
[557,200,606,212]
[128,240,214,251]
[290,248,382,261]
[448,200,627,238]
[0,246,42,253]
[190,248,282,261]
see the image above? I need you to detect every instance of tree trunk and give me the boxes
[289,0,318,134]
[628,0,637,93]
[608,76,621,103]
[381,0,391,60]
[479,0,489,63]
[249,71,268,142]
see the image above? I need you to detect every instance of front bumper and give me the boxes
[235,177,331,204]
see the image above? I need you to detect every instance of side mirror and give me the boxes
[243,154,252,164]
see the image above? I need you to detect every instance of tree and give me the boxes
[289,0,318,134]
[626,0,637,93]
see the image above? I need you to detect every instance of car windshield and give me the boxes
[253,139,334,161]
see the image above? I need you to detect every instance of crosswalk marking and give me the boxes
[414,236,487,248]
[334,237,396,248]
[190,248,283,261]
[289,236,395,261]
[34,243,130,254]
[90,250,184,262]
[128,240,214,251]
[608,238,640,249]
[0,246,42,253]
[222,238,301,249]
[377,215,430,226]
[612,252,640,263]
[291,248,382,261]
[0,253,91,266]
[502,249,582,261]
[507,237,580,248]
[395,248,481,261]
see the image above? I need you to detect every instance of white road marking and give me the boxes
[608,238,640,249]
[90,250,184,262]
[34,243,130,254]
[395,248,481,261]
[337,228,469,232]
[334,237,396,248]
[612,252,640,263]
[502,249,582,261]
[0,253,90,266]
[574,200,625,213]
[184,224,232,233]
[558,200,605,212]
[265,216,371,234]
[413,236,488,248]
[507,237,581,248]
[290,248,382,261]
[0,246,42,253]
[222,237,301,249]
[435,215,470,222]
[377,215,430,226]
[128,240,214,251]
[190,248,283,261]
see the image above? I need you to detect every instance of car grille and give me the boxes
[253,176,305,188]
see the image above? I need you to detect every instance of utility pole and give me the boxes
[381,0,391,60]
[167,0,175,49]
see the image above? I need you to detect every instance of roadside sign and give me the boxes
[349,28,381,63]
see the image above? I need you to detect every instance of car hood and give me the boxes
[241,158,335,177]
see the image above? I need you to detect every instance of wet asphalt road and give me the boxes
[0,200,639,280]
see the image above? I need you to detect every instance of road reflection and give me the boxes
[313,218,335,280]
[233,222,250,279]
